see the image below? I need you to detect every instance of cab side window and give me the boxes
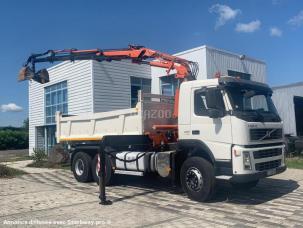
[194,89,225,116]
[194,91,208,116]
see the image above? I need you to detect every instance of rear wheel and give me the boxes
[72,152,93,182]
[180,157,215,202]
[92,154,114,185]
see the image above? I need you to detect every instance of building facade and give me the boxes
[272,82,303,136]
[29,60,151,155]
[29,45,266,154]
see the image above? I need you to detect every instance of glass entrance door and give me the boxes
[46,125,56,154]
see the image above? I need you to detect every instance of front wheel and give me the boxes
[180,157,215,202]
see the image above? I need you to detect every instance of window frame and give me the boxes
[130,76,151,107]
[193,87,226,117]
[160,75,178,96]
[44,81,68,125]
[194,89,209,116]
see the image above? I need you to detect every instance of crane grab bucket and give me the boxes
[18,67,49,84]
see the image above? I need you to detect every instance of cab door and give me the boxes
[190,87,233,160]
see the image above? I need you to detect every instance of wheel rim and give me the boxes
[185,167,203,192]
[75,159,85,176]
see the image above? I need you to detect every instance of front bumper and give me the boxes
[231,165,287,183]
[232,144,285,175]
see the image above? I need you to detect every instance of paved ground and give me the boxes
[1,160,58,174]
[1,164,303,227]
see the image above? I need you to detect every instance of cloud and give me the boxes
[270,27,282,37]
[272,0,281,5]
[235,20,261,33]
[288,10,303,27]
[209,4,241,29]
[1,103,23,112]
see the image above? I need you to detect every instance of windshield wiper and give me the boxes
[238,109,264,122]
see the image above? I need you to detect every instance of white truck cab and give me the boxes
[178,77,286,185]
[57,76,286,202]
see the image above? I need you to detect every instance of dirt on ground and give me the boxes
[0,149,29,162]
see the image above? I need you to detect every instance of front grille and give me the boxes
[250,128,283,141]
[255,159,281,171]
[253,148,282,159]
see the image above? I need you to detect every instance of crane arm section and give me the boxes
[18,45,198,84]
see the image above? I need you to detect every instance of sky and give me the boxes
[0,0,303,126]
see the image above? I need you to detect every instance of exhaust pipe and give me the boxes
[18,67,49,84]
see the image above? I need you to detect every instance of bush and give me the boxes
[285,136,303,157]
[32,148,47,162]
[27,146,70,170]
[48,144,69,164]
[0,130,28,150]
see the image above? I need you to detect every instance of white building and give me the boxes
[272,82,303,136]
[152,45,266,95]
[29,60,151,154]
[28,45,266,154]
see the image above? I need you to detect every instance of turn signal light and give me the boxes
[233,149,241,157]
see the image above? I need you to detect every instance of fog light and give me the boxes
[243,151,252,170]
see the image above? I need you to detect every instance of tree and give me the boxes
[22,118,29,132]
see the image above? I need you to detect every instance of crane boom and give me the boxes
[18,45,199,117]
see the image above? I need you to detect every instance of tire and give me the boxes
[91,154,114,186]
[180,156,215,202]
[231,180,259,189]
[72,152,93,182]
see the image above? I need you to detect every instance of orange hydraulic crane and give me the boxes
[18,45,198,117]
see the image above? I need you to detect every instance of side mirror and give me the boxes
[208,108,224,118]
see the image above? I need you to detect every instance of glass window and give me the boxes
[160,75,178,96]
[226,86,281,122]
[130,77,151,107]
[194,89,225,116]
[45,94,51,106]
[45,81,68,124]
[194,90,208,116]
[57,90,62,103]
[63,90,67,102]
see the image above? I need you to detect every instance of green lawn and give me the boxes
[0,164,27,178]
[286,156,303,169]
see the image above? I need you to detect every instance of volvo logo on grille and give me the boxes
[259,129,277,141]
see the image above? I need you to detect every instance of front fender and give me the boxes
[177,139,215,164]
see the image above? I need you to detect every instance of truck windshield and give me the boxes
[226,86,281,122]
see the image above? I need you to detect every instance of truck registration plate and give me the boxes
[267,169,277,176]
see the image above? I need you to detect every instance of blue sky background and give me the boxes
[0,0,303,126]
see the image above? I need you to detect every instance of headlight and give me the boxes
[243,151,252,170]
